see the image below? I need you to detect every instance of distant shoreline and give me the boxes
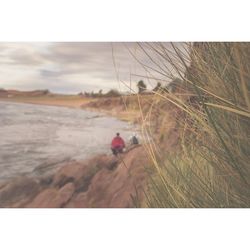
[0,96,90,109]
[0,95,140,123]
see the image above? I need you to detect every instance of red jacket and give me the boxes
[111,136,125,149]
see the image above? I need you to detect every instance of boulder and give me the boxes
[27,182,75,208]
[53,155,118,191]
[67,146,149,208]
[0,176,40,208]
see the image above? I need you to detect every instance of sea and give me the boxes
[0,101,137,182]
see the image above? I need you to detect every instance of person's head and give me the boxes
[116,132,120,137]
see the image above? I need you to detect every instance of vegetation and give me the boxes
[167,78,183,93]
[130,42,250,207]
[84,89,120,98]
[105,89,121,97]
[153,82,162,92]
[137,80,147,93]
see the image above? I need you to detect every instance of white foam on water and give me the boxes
[0,101,138,181]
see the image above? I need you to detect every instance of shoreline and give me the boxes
[0,144,149,208]
[0,97,148,207]
[0,96,140,123]
[0,97,88,109]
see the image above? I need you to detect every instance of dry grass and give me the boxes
[121,42,250,208]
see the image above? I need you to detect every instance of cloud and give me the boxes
[38,42,167,82]
[9,48,45,65]
[42,42,129,77]
[0,42,186,93]
[40,69,62,78]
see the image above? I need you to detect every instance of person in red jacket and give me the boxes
[111,132,125,155]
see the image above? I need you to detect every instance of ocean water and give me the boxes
[0,101,137,181]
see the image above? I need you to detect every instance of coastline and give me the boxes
[0,96,140,123]
[0,96,148,208]
[0,145,149,208]
[0,96,89,109]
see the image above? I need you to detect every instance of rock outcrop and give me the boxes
[0,176,41,207]
[65,146,149,208]
[0,146,150,208]
[27,182,75,208]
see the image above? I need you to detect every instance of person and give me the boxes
[111,132,125,156]
[130,134,139,145]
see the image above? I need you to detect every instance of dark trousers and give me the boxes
[111,146,123,156]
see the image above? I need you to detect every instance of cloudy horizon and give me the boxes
[0,42,184,94]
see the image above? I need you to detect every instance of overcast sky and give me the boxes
[0,42,186,94]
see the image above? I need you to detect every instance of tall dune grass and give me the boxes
[130,42,250,207]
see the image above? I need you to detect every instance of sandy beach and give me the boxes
[0,94,141,123]
[0,95,91,108]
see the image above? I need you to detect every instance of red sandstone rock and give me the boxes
[67,147,149,208]
[0,176,40,208]
[53,155,118,190]
[2,147,149,208]
[27,182,75,208]
[53,161,88,187]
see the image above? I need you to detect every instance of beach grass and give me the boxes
[130,42,250,207]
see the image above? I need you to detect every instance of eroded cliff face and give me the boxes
[0,146,150,208]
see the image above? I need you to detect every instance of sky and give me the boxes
[0,42,186,94]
